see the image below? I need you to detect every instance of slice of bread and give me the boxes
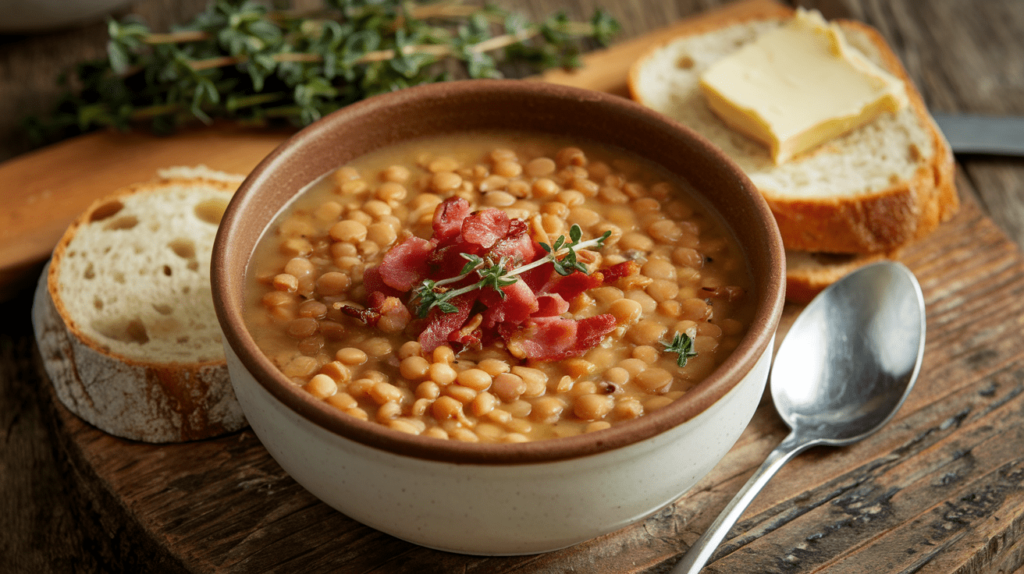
[784,250,894,303]
[32,168,248,442]
[628,11,958,256]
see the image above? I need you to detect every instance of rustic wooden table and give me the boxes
[2,1,1023,573]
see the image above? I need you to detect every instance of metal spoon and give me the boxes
[672,261,926,573]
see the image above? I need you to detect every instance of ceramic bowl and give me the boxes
[212,79,785,556]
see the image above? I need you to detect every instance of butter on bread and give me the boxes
[629,10,957,255]
[31,167,248,442]
[628,8,957,300]
[699,8,908,165]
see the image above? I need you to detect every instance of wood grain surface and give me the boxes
[2,0,1024,573]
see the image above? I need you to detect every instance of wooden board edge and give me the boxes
[0,126,290,293]
[541,0,793,95]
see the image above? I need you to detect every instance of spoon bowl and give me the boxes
[673,261,926,573]
[772,261,926,445]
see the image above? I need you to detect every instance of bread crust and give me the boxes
[628,11,959,255]
[35,176,247,443]
[625,2,794,100]
[784,250,893,303]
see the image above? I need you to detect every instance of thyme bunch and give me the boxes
[413,224,611,318]
[26,0,620,144]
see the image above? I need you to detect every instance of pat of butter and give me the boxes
[699,9,908,164]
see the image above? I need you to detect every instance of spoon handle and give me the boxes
[671,432,811,573]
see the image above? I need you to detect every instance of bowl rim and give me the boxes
[212,79,785,465]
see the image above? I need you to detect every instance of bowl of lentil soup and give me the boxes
[212,79,785,555]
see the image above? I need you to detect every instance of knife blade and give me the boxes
[932,112,1024,157]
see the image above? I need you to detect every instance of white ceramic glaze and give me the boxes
[225,337,773,555]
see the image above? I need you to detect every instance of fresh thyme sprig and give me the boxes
[663,331,699,368]
[540,222,592,276]
[412,224,611,318]
[25,0,620,144]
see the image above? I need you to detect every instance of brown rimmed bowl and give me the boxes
[212,79,785,555]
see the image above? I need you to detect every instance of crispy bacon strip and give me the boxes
[341,305,380,326]
[600,260,640,284]
[432,196,472,243]
[462,209,511,248]
[507,313,618,361]
[480,279,539,328]
[363,266,403,299]
[511,317,577,361]
[418,291,478,353]
[534,293,570,317]
[544,271,604,303]
[378,236,434,291]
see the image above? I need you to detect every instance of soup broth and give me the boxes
[244,131,754,442]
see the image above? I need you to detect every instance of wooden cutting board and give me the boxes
[27,0,1024,572]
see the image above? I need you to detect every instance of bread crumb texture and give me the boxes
[634,20,934,201]
[54,181,232,363]
[33,261,246,442]
[156,164,247,183]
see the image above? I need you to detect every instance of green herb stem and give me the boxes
[26,1,620,144]
[509,233,608,278]
[412,224,610,318]
[142,30,212,44]
[188,27,544,72]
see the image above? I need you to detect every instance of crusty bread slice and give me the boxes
[784,250,894,303]
[628,12,958,255]
[31,168,248,442]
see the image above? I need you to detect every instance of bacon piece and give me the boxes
[520,260,554,292]
[341,291,387,326]
[600,261,640,284]
[362,266,403,299]
[367,291,388,308]
[545,271,604,304]
[534,293,570,317]
[432,197,472,243]
[496,320,520,348]
[480,280,539,328]
[427,239,484,281]
[509,314,618,361]
[489,219,536,266]
[514,317,577,361]
[448,313,483,350]
[462,209,511,249]
[571,314,618,353]
[378,236,434,291]
[418,291,478,353]
[341,305,380,326]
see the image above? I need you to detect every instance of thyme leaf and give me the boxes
[663,331,698,368]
